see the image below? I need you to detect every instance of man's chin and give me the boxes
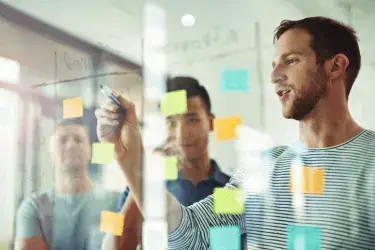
[282,109,293,119]
[61,163,84,173]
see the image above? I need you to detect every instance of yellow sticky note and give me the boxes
[100,210,124,236]
[164,156,178,180]
[214,115,242,142]
[63,97,83,119]
[290,167,325,194]
[92,142,115,164]
[161,90,187,116]
[214,188,244,214]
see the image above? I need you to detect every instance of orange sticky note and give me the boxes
[100,211,124,236]
[63,97,83,118]
[290,167,325,194]
[214,115,242,142]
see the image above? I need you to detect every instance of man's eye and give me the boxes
[168,121,177,127]
[187,118,199,124]
[286,58,298,65]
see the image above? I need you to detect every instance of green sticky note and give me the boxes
[92,142,115,164]
[287,224,322,250]
[164,156,178,180]
[161,90,187,116]
[210,226,241,250]
[214,188,244,214]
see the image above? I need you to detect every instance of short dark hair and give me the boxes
[166,76,212,114]
[273,16,361,98]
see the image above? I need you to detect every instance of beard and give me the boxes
[283,66,328,120]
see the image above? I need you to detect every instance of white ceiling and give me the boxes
[1,0,375,67]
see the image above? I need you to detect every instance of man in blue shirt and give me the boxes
[116,76,230,209]
[15,118,120,250]
[99,76,245,249]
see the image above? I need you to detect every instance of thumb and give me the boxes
[112,89,138,121]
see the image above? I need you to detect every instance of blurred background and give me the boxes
[0,0,375,249]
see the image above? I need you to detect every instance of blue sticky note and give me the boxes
[210,226,240,250]
[287,224,322,250]
[221,69,250,92]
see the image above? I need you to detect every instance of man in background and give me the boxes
[15,118,121,250]
[98,77,247,250]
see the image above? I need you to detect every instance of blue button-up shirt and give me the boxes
[117,159,230,210]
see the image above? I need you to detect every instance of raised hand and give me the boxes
[95,92,143,174]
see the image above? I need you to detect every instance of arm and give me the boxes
[14,199,47,250]
[167,181,246,250]
[96,95,246,249]
[101,194,142,250]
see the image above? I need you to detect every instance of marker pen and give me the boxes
[100,85,126,127]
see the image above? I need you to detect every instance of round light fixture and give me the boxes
[181,14,195,27]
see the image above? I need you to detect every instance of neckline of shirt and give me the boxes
[292,129,369,152]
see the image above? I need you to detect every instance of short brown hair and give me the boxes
[273,16,361,98]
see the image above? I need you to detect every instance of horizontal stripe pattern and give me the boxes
[168,130,375,249]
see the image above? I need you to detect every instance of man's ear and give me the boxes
[326,54,349,81]
[48,135,55,164]
[209,113,215,132]
[87,143,92,162]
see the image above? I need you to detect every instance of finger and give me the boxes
[103,100,119,112]
[95,108,119,120]
[97,117,119,127]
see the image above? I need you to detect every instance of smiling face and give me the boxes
[271,28,330,120]
[166,96,214,161]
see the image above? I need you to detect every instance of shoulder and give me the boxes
[16,191,51,218]
[361,130,375,149]
[93,188,122,202]
[210,159,231,182]
[262,145,290,161]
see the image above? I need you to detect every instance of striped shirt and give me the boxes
[168,129,375,250]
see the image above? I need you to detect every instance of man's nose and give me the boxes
[64,138,77,149]
[271,67,287,84]
[178,123,192,139]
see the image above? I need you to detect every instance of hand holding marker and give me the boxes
[100,85,126,130]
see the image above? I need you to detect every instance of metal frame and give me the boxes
[0,1,142,71]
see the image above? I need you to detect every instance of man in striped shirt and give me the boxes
[96,16,375,249]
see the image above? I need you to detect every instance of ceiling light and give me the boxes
[181,14,195,27]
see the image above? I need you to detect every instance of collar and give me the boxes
[177,159,229,185]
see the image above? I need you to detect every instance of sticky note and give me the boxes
[290,167,325,194]
[63,97,83,118]
[214,115,242,142]
[221,69,250,92]
[91,142,115,164]
[164,156,178,180]
[214,188,244,214]
[160,90,187,116]
[210,226,241,250]
[100,211,124,236]
[287,224,322,250]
